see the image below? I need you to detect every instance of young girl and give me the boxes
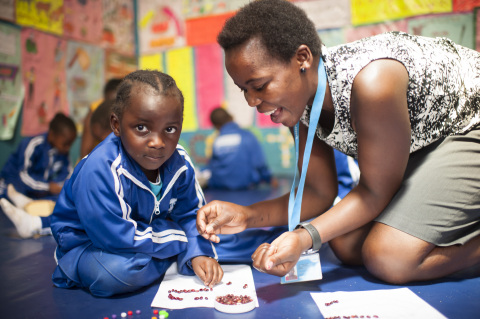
[51,70,223,297]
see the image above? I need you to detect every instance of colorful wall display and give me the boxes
[21,28,69,136]
[182,0,248,19]
[194,43,224,129]
[0,0,15,22]
[185,11,234,46]
[66,41,105,132]
[16,0,64,35]
[165,47,197,132]
[0,23,23,140]
[351,0,451,26]
[64,0,103,43]
[104,49,137,80]
[408,12,474,49]
[138,0,185,53]
[102,0,135,56]
[294,0,350,30]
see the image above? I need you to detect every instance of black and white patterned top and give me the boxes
[301,31,480,158]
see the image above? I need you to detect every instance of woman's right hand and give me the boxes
[196,200,249,243]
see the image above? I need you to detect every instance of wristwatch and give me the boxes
[295,222,322,252]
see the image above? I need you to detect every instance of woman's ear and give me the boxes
[295,44,313,71]
[110,113,121,137]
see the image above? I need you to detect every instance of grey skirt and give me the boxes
[375,126,480,246]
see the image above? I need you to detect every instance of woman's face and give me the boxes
[225,37,311,127]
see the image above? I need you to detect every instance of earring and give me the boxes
[300,67,306,73]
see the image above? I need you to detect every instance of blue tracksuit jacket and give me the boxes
[51,133,216,285]
[0,133,72,200]
[207,122,272,190]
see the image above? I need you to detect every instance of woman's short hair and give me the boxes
[217,0,322,64]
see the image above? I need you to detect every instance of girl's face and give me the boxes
[111,85,183,182]
[225,37,312,127]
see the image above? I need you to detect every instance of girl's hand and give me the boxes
[191,256,224,288]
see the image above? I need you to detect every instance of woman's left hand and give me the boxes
[251,231,305,277]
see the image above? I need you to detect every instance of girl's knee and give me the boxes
[77,248,168,297]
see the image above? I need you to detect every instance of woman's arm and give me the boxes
[252,59,412,275]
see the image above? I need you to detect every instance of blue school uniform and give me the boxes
[0,133,72,201]
[50,133,216,297]
[207,122,272,190]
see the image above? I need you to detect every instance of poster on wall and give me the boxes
[104,49,137,81]
[408,12,475,49]
[66,41,105,133]
[21,28,69,136]
[346,20,408,43]
[351,0,451,26]
[294,0,350,30]
[194,44,224,129]
[165,47,197,132]
[64,0,103,44]
[0,23,23,140]
[453,0,480,12]
[182,0,248,18]
[137,0,185,54]
[16,0,64,35]
[0,0,15,22]
[102,0,135,56]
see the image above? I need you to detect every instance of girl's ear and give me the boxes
[111,113,121,137]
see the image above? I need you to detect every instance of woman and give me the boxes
[197,0,480,284]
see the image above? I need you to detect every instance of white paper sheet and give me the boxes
[151,263,259,310]
[311,288,446,319]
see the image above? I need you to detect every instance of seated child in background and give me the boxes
[80,78,122,158]
[198,107,277,190]
[0,112,77,238]
[50,70,223,298]
[89,99,114,143]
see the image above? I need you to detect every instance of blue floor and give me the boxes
[1,179,479,319]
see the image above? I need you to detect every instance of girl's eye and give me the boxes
[166,127,177,134]
[136,125,147,132]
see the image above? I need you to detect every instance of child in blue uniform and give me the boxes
[0,112,77,238]
[200,107,276,190]
[50,70,223,297]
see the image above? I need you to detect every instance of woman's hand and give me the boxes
[191,256,224,288]
[251,230,308,277]
[197,200,250,243]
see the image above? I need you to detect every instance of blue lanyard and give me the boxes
[288,59,327,231]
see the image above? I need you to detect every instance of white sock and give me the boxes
[7,184,33,209]
[0,198,42,238]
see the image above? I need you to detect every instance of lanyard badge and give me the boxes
[281,59,327,284]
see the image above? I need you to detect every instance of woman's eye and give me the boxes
[166,127,177,134]
[254,84,265,92]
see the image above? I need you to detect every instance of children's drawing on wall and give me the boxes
[102,0,135,55]
[138,0,185,54]
[64,0,103,43]
[104,50,137,80]
[16,0,64,35]
[21,28,69,136]
[66,41,104,133]
[0,23,23,140]
[0,0,15,21]
[408,12,475,49]
[182,0,249,18]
